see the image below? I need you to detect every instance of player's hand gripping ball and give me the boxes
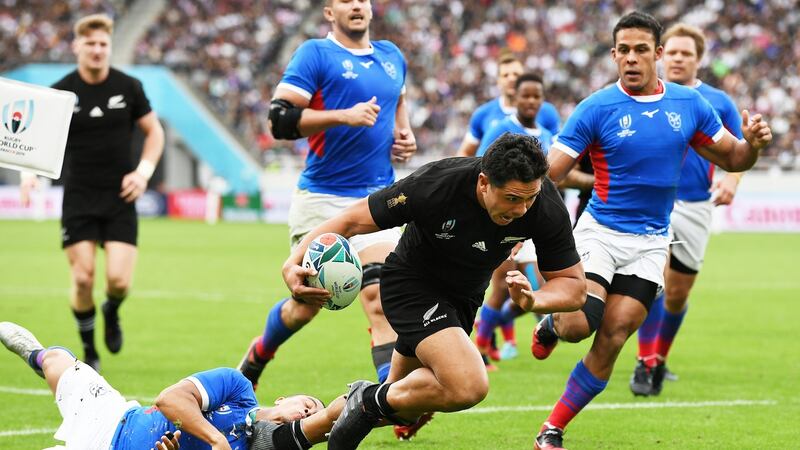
[302,233,363,310]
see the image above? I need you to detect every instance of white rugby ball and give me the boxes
[302,233,362,310]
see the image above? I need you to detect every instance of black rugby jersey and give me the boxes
[52,68,152,188]
[369,157,579,300]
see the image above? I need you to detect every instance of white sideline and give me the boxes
[0,428,57,437]
[461,399,777,414]
[0,397,776,438]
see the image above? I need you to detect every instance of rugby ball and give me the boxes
[302,233,362,310]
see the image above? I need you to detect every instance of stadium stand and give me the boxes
[1,0,797,169]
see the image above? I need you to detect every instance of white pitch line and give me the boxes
[0,399,777,440]
[461,399,776,414]
[0,385,155,404]
[0,428,57,437]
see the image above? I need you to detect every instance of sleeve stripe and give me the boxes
[711,126,725,143]
[551,141,580,159]
[276,83,312,100]
[185,376,210,411]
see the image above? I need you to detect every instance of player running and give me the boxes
[20,14,164,372]
[237,0,414,403]
[630,22,746,396]
[530,11,772,449]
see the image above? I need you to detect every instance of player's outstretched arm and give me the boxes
[282,198,382,305]
[271,88,381,139]
[155,380,232,450]
[696,109,772,172]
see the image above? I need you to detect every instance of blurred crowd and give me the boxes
[0,0,128,72]
[134,0,313,154]
[2,0,798,169]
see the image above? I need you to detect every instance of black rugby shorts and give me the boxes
[61,185,138,248]
[380,260,480,357]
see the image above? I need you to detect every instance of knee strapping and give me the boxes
[362,263,383,288]
[582,293,605,333]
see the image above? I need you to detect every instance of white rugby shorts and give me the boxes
[288,189,401,252]
[54,360,139,449]
[573,213,670,289]
[669,200,713,272]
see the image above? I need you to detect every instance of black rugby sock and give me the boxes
[363,383,396,417]
[72,307,97,357]
[271,421,312,449]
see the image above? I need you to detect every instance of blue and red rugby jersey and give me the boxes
[552,79,724,235]
[677,80,743,202]
[279,33,407,197]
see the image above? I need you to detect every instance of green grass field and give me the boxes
[1,219,798,449]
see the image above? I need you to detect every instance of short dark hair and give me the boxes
[481,133,548,187]
[515,72,543,90]
[613,11,662,47]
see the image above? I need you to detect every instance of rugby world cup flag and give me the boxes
[0,77,76,178]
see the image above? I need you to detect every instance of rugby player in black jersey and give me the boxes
[20,14,164,372]
[281,132,586,449]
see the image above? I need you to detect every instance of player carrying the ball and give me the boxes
[283,133,587,449]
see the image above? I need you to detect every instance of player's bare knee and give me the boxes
[72,270,95,293]
[446,378,489,410]
[106,273,131,295]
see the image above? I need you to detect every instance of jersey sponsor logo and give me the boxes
[501,236,526,244]
[382,61,397,79]
[472,241,487,252]
[2,99,34,135]
[107,94,127,109]
[89,106,104,118]
[359,60,374,69]
[664,111,682,131]
[641,108,659,118]
[617,114,636,138]
[386,193,407,208]
[341,59,359,79]
[216,404,233,415]
[422,302,447,327]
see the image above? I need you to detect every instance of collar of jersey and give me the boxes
[692,79,703,89]
[510,115,542,136]
[615,79,666,103]
[327,32,374,55]
[497,97,516,115]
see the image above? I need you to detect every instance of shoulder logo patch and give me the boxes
[387,193,407,208]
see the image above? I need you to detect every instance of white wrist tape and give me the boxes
[136,160,155,180]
